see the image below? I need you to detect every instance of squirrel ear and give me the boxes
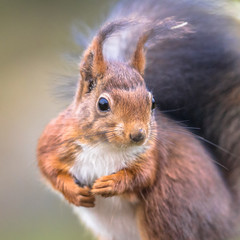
[130,32,149,76]
[87,35,107,77]
[77,36,107,100]
[76,19,141,101]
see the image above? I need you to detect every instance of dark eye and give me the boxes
[151,97,156,110]
[98,97,110,112]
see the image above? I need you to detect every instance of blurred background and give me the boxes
[0,0,240,240]
[0,0,116,239]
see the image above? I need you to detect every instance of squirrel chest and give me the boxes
[70,142,145,240]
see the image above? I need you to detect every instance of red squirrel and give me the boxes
[37,1,240,239]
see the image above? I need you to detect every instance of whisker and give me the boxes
[211,160,229,171]
[184,127,201,130]
[159,107,185,113]
[162,128,238,159]
[151,128,231,170]
[196,136,239,160]
[83,130,116,138]
[150,133,175,147]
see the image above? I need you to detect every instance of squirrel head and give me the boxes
[72,20,157,148]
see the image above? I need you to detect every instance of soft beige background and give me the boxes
[1,0,240,240]
[0,1,115,239]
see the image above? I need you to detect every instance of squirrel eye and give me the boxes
[98,97,110,112]
[151,97,156,110]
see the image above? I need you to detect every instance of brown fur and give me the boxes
[131,32,149,76]
[37,19,238,239]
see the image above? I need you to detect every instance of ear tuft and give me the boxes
[77,19,136,100]
[91,36,106,77]
[131,32,150,76]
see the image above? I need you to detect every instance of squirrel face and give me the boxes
[74,62,156,148]
[72,21,156,148]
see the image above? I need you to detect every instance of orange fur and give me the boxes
[37,19,238,240]
[131,33,149,76]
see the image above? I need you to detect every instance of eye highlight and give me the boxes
[151,97,156,110]
[98,97,110,112]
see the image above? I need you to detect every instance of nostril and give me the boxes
[130,129,145,143]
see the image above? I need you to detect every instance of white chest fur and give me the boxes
[70,143,145,240]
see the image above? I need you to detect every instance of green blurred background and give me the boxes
[0,0,240,240]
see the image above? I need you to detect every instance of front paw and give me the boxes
[66,185,96,207]
[60,176,95,207]
[91,174,125,197]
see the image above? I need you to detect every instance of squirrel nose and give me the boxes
[130,129,145,143]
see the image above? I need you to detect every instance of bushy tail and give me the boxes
[105,0,240,214]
